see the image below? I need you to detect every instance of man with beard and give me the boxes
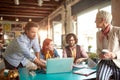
[62,33,88,64]
[3,22,46,70]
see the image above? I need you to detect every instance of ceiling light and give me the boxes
[14,0,19,5]
[16,18,19,21]
[29,18,32,22]
[38,0,43,6]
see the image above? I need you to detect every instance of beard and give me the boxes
[28,36,36,40]
[69,44,75,47]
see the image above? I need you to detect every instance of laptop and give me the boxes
[87,58,97,68]
[46,58,74,74]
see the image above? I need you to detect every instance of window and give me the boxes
[77,5,111,52]
[53,21,62,48]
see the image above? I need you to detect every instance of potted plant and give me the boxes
[88,45,92,52]
[88,52,99,63]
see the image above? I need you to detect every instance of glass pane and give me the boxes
[53,22,62,48]
[77,10,98,52]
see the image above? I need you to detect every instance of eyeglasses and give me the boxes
[68,39,75,42]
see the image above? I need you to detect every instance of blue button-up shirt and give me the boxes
[3,34,40,67]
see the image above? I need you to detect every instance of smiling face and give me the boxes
[48,41,54,51]
[66,33,78,47]
[68,36,76,47]
[42,38,54,51]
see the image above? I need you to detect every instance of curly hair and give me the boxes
[66,33,78,44]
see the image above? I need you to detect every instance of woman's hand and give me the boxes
[104,52,117,59]
[99,52,117,59]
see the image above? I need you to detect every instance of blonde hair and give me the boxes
[97,10,112,24]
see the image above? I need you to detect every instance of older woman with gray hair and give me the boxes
[96,10,120,80]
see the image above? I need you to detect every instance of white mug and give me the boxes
[102,49,109,54]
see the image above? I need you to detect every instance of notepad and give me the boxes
[73,68,96,76]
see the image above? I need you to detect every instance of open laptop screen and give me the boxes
[46,58,74,74]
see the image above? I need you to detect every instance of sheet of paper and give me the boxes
[73,64,88,68]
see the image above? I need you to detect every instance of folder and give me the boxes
[73,68,96,76]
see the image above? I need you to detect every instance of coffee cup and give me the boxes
[102,49,109,54]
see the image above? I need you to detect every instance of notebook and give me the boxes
[46,58,74,74]
[73,68,96,76]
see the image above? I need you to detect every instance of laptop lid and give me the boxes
[87,58,97,68]
[46,58,74,74]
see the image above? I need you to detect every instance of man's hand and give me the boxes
[34,58,46,68]
[40,59,46,64]
[75,58,83,64]
[75,58,87,64]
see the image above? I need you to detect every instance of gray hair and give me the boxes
[97,10,112,24]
